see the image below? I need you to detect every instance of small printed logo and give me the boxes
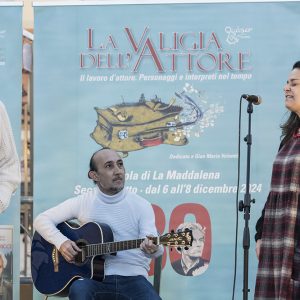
[225,26,252,45]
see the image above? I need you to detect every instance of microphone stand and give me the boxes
[238,101,256,300]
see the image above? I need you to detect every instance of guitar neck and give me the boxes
[83,237,159,257]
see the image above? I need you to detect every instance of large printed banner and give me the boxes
[0,2,23,300]
[33,1,300,299]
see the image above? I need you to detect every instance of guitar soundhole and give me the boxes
[74,239,88,265]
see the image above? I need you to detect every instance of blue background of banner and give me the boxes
[0,4,23,300]
[33,1,300,299]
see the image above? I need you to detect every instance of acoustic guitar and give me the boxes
[31,221,193,297]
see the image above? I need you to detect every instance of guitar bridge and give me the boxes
[52,247,59,272]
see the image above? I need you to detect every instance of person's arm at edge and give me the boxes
[254,140,282,259]
[0,101,21,213]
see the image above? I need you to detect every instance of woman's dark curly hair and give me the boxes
[280,61,300,145]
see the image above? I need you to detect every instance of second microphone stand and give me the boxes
[238,101,256,300]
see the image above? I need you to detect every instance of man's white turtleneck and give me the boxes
[34,186,163,277]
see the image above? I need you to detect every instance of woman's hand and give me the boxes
[256,239,262,259]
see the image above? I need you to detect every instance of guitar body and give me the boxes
[31,221,193,297]
[31,221,114,297]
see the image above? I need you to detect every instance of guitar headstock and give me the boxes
[159,229,193,247]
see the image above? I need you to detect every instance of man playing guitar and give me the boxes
[33,148,163,300]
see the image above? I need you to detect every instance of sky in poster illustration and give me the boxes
[34,1,300,299]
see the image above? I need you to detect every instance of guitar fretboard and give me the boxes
[83,237,159,257]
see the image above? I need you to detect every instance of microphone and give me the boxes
[241,94,262,105]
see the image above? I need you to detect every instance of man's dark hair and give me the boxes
[88,147,111,183]
[293,61,300,69]
[89,147,110,173]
